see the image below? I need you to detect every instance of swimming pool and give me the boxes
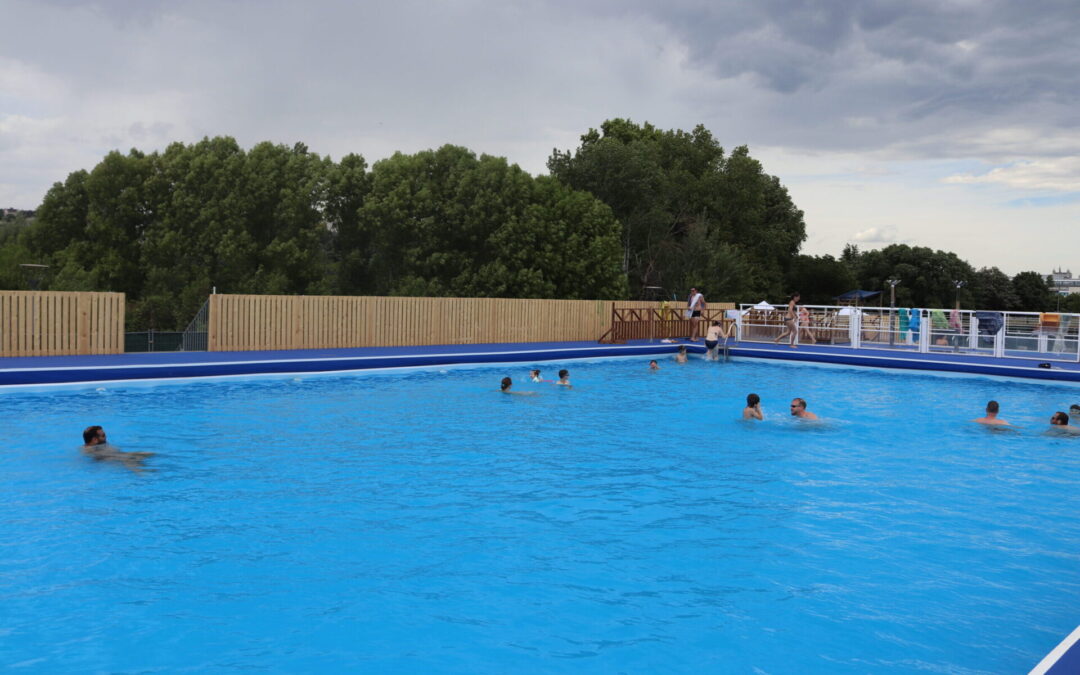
[3,357,1078,672]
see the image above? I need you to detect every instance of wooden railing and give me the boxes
[207,295,665,352]
[0,291,125,356]
[598,304,737,343]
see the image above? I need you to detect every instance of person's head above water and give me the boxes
[649,360,659,369]
[82,425,106,446]
[747,393,760,407]
[530,369,540,378]
[1051,411,1070,426]
[558,369,569,379]
[1070,403,1080,417]
[678,345,687,354]
[986,400,1000,415]
[500,377,512,391]
[790,398,808,414]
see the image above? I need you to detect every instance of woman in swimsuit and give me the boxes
[773,292,801,348]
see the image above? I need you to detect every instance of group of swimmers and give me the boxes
[972,401,1080,434]
[740,394,818,421]
[500,368,572,395]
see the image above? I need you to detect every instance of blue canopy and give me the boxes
[834,290,882,301]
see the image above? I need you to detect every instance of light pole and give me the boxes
[954,280,966,309]
[888,278,900,346]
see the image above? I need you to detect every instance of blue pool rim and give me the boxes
[2,339,1080,388]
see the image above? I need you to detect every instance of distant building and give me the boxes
[1049,268,1080,295]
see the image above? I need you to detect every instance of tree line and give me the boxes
[0,119,1069,329]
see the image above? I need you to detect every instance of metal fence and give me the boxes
[736,304,1080,362]
[124,331,185,353]
[181,299,209,351]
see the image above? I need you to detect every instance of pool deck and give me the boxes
[2,338,1080,388]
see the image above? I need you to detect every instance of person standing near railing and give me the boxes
[773,292,801,348]
[686,287,706,342]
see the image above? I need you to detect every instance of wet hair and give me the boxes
[500,377,512,391]
[1071,404,1080,414]
[1051,411,1069,425]
[986,400,999,414]
[83,425,103,445]
[678,345,687,353]
[530,369,540,377]
[558,369,569,379]
[747,393,760,407]
[649,360,657,365]
[792,397,807,409]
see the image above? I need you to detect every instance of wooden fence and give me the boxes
[207,295,670,351]
[0,291,125,356]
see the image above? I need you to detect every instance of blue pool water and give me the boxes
[2,356,1079,673]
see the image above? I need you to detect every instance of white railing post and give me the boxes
[967,312,977,351]
[919,310,930,353]
[994,321,1005,358]
[735,310,743,342]
[851,311,861,350]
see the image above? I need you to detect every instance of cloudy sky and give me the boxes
[2,0,1078,274]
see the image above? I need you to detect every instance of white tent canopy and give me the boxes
[752,300,775,310]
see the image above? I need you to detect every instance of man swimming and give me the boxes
[81,426,154,472]
[743,393,763,420]
[973,400,1010,426]
[556,369,572,387]
[1049,411,1080,435]
[649,360,660,370]
[790,397,818,420]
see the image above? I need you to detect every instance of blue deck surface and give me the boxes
[2,339,1080,387]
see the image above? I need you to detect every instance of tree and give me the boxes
[1012,271,1053,312]
[548,119,805,300]
[971,267,1019,310]
[354,146,625,299]
[786,254,858,305]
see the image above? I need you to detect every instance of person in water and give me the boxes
[705,321,723,360]
[81,426,153,472]
[675,345,688,363]
[743,393,763,420]
[500,376,535,395]
[529,369,542,382]
[556,369,572,387]
[973,400,1010,426]
[649,360,660,370]
[790,397,818,420]
[1049,411,1080,435]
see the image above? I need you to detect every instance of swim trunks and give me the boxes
[705,340,718,350]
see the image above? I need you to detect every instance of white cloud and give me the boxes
[943,157,1080,193]
[851,225,900,244]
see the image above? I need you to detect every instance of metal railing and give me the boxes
[125,330,185,353]
[181,299,209,352]
[736,304,1080,362]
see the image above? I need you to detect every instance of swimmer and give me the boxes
[789,397,818,420]
[80,426,153,472]
[1070,404,1080,420]
[675,345,688,364]
[556,369,572,387]
[704,321,722,360]
[500,376,535,395]
[649,360,660,370]
[529,369,541,382]
[743,393,763,420]
[1048,411,1080,436]
[973,400,1010,426]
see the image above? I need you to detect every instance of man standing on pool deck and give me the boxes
[686,287,705,342]
[973,400,1010,426]
[790,398,818,420]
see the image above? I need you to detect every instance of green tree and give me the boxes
[1012,271,1053,312]
[548,119,805,301]
[786,254,858,305]
[971,267,1019,310]
[355,145,625,299]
